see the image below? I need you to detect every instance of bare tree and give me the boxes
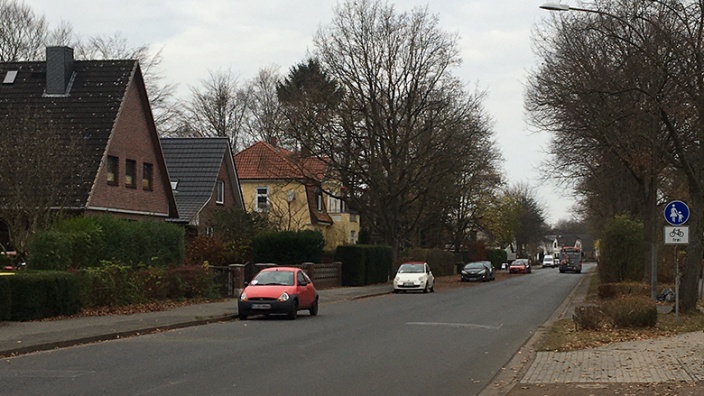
[0,0,48,61]
[278,0,495,259]
[178,69,249,151]
[0,108,92,254]
[243,65,288,147]
[529,0,704,311]
[75,33,179,134]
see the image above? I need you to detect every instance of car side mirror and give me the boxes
[299,280,308,286]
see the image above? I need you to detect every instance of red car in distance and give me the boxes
[238,266,319,320]
[509,259,532,274]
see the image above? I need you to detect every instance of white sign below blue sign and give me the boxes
[664,200,690,226]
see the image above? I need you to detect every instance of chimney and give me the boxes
[46,46,74,95]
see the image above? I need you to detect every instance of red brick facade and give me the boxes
[87,76,171,219]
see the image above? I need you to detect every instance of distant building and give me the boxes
[235,141,360,248]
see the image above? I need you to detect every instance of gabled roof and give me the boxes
[0,58,137,206]
[161,137,243,223]
[234,141,326,181]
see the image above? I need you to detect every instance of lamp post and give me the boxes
[539,1,660,300]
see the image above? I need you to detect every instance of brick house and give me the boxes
[161,137,244,239]
[234,140,360,249]
[0,46,176,248]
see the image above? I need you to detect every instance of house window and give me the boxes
[142,163,153,191]
[350,230,357,244]
[328,196,344,213]
[256,187,269,212]
[107,156,118,186]
[315,188,324,212]
[216,180,225,204]
[125,159,136,188]
[205,227,214,237]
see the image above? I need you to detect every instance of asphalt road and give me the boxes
[0,267,587,396]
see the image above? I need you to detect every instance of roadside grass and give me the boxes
[540,272,704,352]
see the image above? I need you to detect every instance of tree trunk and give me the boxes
[681,190,703,312]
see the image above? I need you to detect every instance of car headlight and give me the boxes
[277,291,290,302]
[461,270,467,274]
[240,292,248,301]
[395,276,400,282]
[418,276,426,282]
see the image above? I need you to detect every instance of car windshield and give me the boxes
[513,260,527,265]
[398,264,424,273]
[464,262,485,270]
[543,256,552,261]
[252,270,295,286]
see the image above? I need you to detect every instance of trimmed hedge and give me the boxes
[28,216,185,270]
[401,248,459,276]
[336,245,392,286]
[251,230,325,264]
[336,245,366,286]
[0,264,221,321]
[3,271,82,321]
[0,276,11,321]
[486,249,508,269]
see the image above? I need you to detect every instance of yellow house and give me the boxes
[234,141,360,249]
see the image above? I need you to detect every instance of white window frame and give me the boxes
[255,186,269,212]
[216,180,225,204]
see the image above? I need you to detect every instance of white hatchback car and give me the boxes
[393,262,435,293]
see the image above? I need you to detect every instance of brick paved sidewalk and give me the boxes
[521,331,704,384]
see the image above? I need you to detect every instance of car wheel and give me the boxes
[288,300,298,320]
[238,313,248,320]
[423,283,429,293]
[559,269,565,273]
[309,297,319,316]
[430,282,435,292]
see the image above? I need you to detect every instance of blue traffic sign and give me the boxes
[664,200,690,226]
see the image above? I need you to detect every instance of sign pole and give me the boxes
[674,246,679,322]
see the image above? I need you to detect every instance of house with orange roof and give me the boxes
[234,140,360,249]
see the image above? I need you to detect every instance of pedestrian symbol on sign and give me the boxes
[664,200,690,226]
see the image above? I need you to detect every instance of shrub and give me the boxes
[79,263,135,307]
[27,231,73,270]
[598,282,650,299]
[573,304,606,330]
[185,236,226,266]
[602,296,657,328]
[599,215,644,283]
[129,267,168,302]
[165,265,218,299]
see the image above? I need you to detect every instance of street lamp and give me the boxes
[539,2,594,13]
[539,1,660,301]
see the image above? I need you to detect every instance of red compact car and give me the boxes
[509,259,532,274]
[238,266,319,320]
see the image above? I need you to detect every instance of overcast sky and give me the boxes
[27,0,576,225]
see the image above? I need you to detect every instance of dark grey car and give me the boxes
[460,261,495,282]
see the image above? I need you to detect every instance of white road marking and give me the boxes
[406,322,502,330]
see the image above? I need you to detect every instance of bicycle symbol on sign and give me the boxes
[669,228,685,238]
